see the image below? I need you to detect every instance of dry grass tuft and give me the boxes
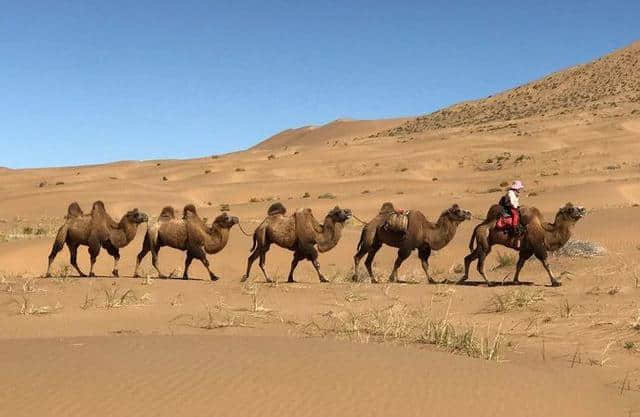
[488,289,545,313]
[554,240,606,258]
[492,251,517,270]
[300,300,503,361]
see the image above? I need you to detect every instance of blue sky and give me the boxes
[1,1,638,168]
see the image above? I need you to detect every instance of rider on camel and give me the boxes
[498,180,524,248]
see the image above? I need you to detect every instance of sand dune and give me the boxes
[1,42,640,416]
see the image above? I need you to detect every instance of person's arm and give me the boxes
[508,190,520,208]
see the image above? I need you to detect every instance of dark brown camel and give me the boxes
[461,203,586,286]
[134,204,238,280]
[46,201,148,277]
[353,203,472,283]
[242,203,352,283]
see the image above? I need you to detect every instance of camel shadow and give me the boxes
[453,280,536,287]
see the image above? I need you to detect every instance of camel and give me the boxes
[134,204,238,280]
[461,202,586,286]
[353,203,472,283]
[46,201,148,277]
[242,203,352,283]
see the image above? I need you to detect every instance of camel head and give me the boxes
[556,203,586,223]
[123,208,149,224]
[443,204,472,222]
[327,206,352,223]
[211,212,239,229]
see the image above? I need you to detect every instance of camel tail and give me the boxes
[49,223,68,257]
[250,233,257,252]
[469,223,480,252]
[357,227,367,252]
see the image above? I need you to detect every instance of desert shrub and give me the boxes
[318,193,336,199]
[267,154,276,160]
[220,203,230,212]
[235,167,246,172]
[554,240,606,258]
[302,192,311,198]
[493,252,516,269]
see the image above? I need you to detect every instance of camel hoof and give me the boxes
[427,278,438,285]
[112,270,119,277]
[287,278,296,283]
[133,273,139,278]
[240,275,248,283]
[351,275,359,282]
[456,277,467,285]
[210,275,220,282]
[89,273,96,278]
[44,273,52,278]
[551,280,562,287]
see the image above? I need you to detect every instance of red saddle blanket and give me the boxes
[496,208,520,231]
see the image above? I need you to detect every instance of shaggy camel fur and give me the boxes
[242,203,352,283]
[46,201,148,277]
[353,203,472,283]
[134,204,238,280]
[461,203,586,286]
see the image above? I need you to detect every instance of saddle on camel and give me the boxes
[379,202,409,234]
[495,180,525,248]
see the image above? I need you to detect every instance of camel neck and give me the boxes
[317,216,343,253]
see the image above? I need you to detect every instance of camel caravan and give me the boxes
[45,181,586,287]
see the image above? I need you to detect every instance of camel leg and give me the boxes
[183,252,194,280]
[364,243,382,284]
[150,246,168,278]
[418,246,437,284]
[134,235,151,278]
[103,242,120,277]
[287,251,303,283]
[68,243,86,277]
[460,247,480,283]
[352,244,369,282]
[476,247,492,285]
[536,252,560,287]
[258,245,272,283]
[389,247,411,283]
[513,249,533,284]
[242,249,260,282]
[192,247,219,281]
[88,247,100,277]
[46,239,66,278]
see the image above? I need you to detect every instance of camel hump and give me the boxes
[268,202,286,216]
[379,202,396,215]
[66,202,83,218]
[159,206,176,220]
[91,200,107,216]
[183,204,198,218]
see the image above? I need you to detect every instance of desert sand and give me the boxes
[1,42,640,416]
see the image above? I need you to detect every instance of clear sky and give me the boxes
[1,1,638,168]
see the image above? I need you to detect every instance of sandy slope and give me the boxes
[1,43,640,416]
[1,335,628,417]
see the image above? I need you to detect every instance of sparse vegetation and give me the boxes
[492,251,516,270]
[317,192,336,199]
[488,289,545,313]
[553,240,605,258]
[235,167,245,172]
[267,154,276,160]
[302,192,311,198]
[299,301,502,361]
[220,203,230,212]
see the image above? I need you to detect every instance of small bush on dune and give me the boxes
[553,240,606,258]
[492,252,516,270]
[318,193,336,199]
